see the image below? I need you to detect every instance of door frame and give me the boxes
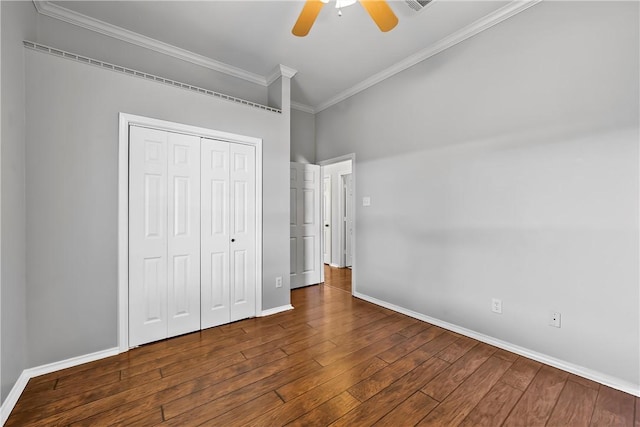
[117,113,263,352]
[341,173,353,268]
[322,175,331,265]
[318,154,356,294]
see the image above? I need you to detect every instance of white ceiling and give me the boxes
[49,1,520,111]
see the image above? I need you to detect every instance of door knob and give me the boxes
[325,224,329,227]
[231,238,235,242]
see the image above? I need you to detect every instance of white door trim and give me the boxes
[118,113,263,352]
[317,154,356,295]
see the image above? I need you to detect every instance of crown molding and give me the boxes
[266,64,299,86]
[32,0,268,86]
[315,0,542,113]
[32,0,540,114]
[291,102,316,114]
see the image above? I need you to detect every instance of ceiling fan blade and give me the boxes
[292,0,326,37]
[359,0,398,32]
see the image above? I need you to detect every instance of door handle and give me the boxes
[325,224,329,227]
[231,238,235,242]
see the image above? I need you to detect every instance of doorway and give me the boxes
[319,155,355,294]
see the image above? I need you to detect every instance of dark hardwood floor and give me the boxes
[7,278,638,426]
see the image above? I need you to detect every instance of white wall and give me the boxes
[291,108,315,163]
[316,1,639,389]
[323,160,352,267]
[23,48,291,367]
[0,1,36,403]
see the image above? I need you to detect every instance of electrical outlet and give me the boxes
[275,276,282,288]
[549,311,561,328]
[362,196,371,207]
[491,298,502,314]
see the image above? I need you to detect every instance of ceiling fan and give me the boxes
[292,0,399,37]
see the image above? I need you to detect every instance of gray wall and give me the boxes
[1,1,36,402]
[24,49,290,367]
[34,11,267,105]
[316,1,639,387]
[291,108,315,163]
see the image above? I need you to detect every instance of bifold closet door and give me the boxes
[201,139,256,329]
[129,126,201,347]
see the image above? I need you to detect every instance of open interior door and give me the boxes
[290,163,322,288]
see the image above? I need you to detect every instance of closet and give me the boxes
[128,125,256,347]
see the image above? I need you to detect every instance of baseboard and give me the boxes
[260,304,294,317]
[0,347,120,425]
[354,291,640,397]
[0,371,30,425]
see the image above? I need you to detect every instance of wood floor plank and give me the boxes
[459,380,522,427]
[54,370,120,390]
[422,342,497,402]
[568,373,601,391]
[376,325,445,364]
[590,385,635,427]
[157,355,320,421]
[500,355,542,391]
[373,391,438,427]
[503,365,569,427]
[240,325,321,359]
[348,332,459,402]
[195,392,284,426]
[546,379,598,426]
[330,356,450,426]
[286,391,360,427]
[158,350,247,378]
[397,322,431,339]
[9,368,164,422]
[280,334,337,356]
[417,356,513,426]
[490,347,518,362]
[314,323,411,367]
[277,332,405,402]
[10,349,288,426]
[435,335,479,364]
[107,408,164,427]
[161,359,322,425]
[253,357,389,426]
[6,277,638,427]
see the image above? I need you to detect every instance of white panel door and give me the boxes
[229,143,256,321]
[323,176,331,265]
[129,126,169,347]
[290,163,321,289]
[167,132,201,337]
[201,139,231,328]
[201,139,256,327]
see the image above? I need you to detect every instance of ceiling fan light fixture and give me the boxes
[292,0,398,37]
[335,0,357,9]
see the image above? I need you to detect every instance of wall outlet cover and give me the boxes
[550,311,561,328]
[491,298,502,314]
